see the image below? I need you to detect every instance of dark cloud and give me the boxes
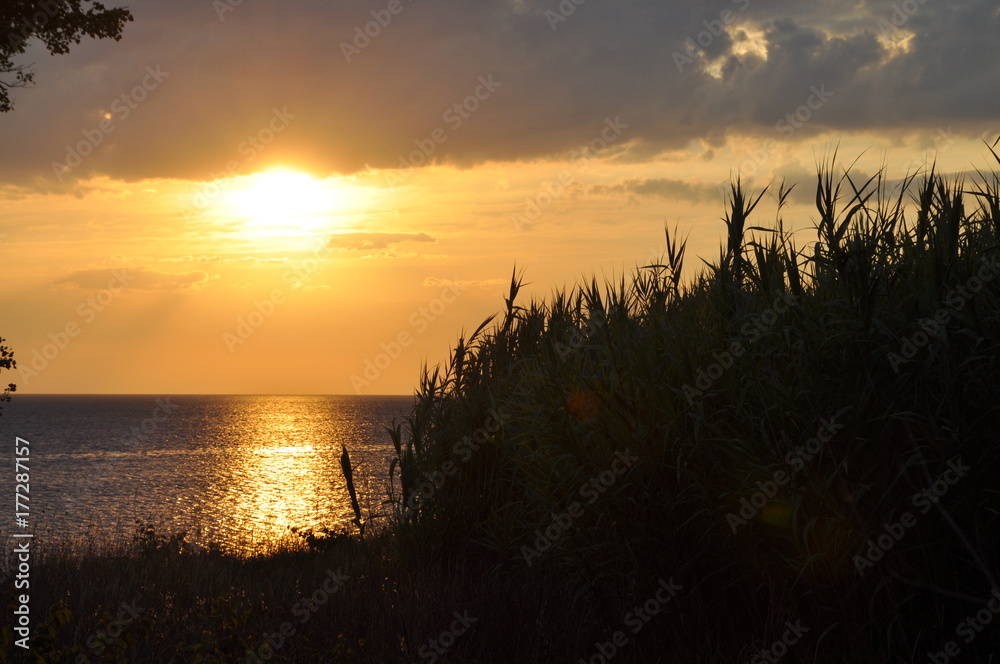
[0,0,996,185]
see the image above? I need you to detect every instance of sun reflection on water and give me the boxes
[3,396,411,556]
[203,399,355,553]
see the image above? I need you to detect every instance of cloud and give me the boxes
[327,232,436,251]
[53,266,215,292]
[160,255,287,263]
[359,250,417,260]
[423,276,507,288]
[587,178,720,203]
[0,0,996,185]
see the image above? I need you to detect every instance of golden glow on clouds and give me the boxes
[875,29,915,61]
[729,24,770,62]
[705,24,769,79]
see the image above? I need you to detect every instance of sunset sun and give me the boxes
[223,168,339,236]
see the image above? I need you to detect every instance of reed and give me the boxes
[385,142,1000,661]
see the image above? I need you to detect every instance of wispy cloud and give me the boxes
[423,276,507,288]
[327,232,436,251]
[53,267,216,292]
[160,255,288,264]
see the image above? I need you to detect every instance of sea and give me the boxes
[0,395,414,555]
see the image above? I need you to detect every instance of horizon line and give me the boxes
[7,392,414,397]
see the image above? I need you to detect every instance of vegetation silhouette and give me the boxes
[0,336,14,416]
[1,0,133,113]
[383,140,1000,661]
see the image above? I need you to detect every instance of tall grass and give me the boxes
[386,143,1000,661]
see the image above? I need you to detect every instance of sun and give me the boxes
[221,167,339,237]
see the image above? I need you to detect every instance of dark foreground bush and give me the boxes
[387,146,1000,662]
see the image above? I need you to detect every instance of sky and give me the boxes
[1,0,998,395]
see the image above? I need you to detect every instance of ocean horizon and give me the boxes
[0,394,414,554]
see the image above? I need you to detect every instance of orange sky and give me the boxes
[2,0,997,394]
